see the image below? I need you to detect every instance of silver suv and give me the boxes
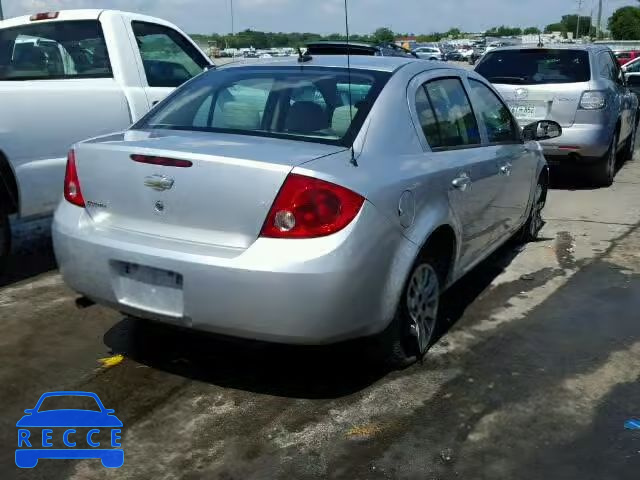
[476,45,639,186]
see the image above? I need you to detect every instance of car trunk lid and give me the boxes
[493,82,588,128]
[75,129,346,249]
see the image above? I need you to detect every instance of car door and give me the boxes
[127,20,211,109]
[466,77,533,239]
[601,51,632,142]
[410,74,503,270]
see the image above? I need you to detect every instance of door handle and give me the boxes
[499,163,512,176]
[451,173,472,191]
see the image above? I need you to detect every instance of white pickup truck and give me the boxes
[0,9,212,264]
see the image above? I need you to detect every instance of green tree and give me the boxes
[561,15,592,38]
[372,27,395,44]
[544,22,565,33]
[445,28,462,39]
[523,27,541,35]
[609,6,640,40]
[485,25,523,36]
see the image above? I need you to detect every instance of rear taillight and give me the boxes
[30,12,59,21]
[64,150,85,207]
[579,91,606,110]
[260,174,364,239]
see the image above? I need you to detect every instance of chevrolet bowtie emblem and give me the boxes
[144,175,174,191]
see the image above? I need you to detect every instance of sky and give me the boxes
[4,0,638,35]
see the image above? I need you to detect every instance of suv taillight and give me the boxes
[260,174,364,239]
[64,149,85,207]
[579,91,606,110]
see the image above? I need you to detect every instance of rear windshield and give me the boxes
[135,66,391,147]
[476,49,591,85]
[0,20,112,81]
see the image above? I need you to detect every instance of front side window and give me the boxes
[132,21,208,88]
[415,77,480,149]
[468,79,520,144]
[136,67,390,146]
[476,49,591,85]
[626,58,640,73]
[0,20,111,80]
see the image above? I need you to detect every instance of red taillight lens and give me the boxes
[30,12,59,21]
[64,150,85,207]
[260,174,364,239]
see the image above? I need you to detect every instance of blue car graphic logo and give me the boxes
[625,418,640,430]
[16,391,123,468]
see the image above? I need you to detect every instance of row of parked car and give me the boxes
[1,10,637,368]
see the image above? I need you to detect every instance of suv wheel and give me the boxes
[592,131,618,187]
[0,210,11,273]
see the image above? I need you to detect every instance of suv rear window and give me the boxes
[136,66,390,147]
[476,49,591,85]
[0,20,112,80]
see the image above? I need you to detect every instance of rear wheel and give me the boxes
[591,131,618,187]
[0,210,10,273]
[374,255,445,369]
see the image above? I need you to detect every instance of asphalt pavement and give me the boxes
[2,154,640,479]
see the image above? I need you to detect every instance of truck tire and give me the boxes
[591,131,618,188]
[0,210,10,273]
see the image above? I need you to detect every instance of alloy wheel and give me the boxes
[406,263,440,355]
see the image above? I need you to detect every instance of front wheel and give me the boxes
[0,210,10,273]
[516,175,547,243]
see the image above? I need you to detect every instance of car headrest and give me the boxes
[331,105,358,137]
[212,101,261,130]
[285,101,329,134]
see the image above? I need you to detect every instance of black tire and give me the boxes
[515,173,547,244]
[372,254,447,369]
[0,210,10,273]
[622,114,638,162]
[591,130,618,187]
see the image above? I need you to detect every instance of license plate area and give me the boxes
[111,261,184,317]
[509,102,539,119]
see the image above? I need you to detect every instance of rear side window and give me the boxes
[468,80,520,144]
[476,49,591,85]
[415,77,481,149]
[0,20,111,80]
[599,52,618,81]
[137,67,390,147]
[132,21,208,88]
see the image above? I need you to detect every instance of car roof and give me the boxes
[0,9,175,29]
[218,55,427,73]
[487,44,610,53]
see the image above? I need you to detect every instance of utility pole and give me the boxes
[596,0,603,40]
[0,0,4,21]
[576,0,583,41]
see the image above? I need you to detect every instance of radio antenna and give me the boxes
[344,0,357,167]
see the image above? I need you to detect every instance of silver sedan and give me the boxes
[53,56,559,367]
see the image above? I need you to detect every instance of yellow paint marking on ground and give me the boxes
[98,354,124,369]
[345,424,382,439]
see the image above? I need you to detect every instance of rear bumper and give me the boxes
[53,201,407,345]
[539,123,612,161]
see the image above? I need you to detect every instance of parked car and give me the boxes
[469,45,486,65]
[0,9,212,267]
[305,41,417,58]
[53,56,558,367]
[445,51,463,62]
[476,45,639,186]
[621,56,640,97]
[413,46,444,61]
[615,50,640,66]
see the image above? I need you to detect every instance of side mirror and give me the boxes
[627,74,640,87]
[204,64,215,71]
[522,120,562,142]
